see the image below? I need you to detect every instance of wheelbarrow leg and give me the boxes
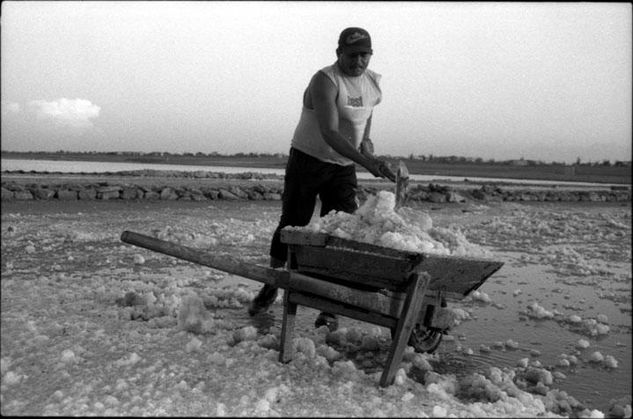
[279,290,297,363]
[380,272,430,387]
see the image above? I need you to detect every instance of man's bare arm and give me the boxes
[360,114,374,157]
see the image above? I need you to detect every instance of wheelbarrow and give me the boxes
[120,228,503,386]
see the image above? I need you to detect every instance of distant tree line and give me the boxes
[1,149,630,167]
[403,154,631,168]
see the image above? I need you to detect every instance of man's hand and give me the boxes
[367,157,396,182]
[378,161,396,182]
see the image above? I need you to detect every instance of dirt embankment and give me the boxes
[1,170,631,204]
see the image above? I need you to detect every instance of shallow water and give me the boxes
[1,158,620,187]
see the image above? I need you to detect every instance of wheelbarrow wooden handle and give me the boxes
[120,230,286,287]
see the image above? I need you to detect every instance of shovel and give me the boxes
[395,160,409,209]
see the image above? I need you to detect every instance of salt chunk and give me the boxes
[294,337,316,358]
[175,380,189,391]
[525,367,553,386]
[331,227,352,240]
[557,358,570,368]
[264,387,280,403]
[115,352,141,367]
[133,254,145,265]
[317,345,342,363]
[505,339,519,349]
[576,339,590,349]
[346,328,363,344]
[474,290,492,303]
[360,335,379,351]
[402,346,416,362]
[596,324,610,335]
[447,308,470,325]
[568,315,582,323]
[258,334,279,350]
[412,354,433,372]
[578,409,606,418]
[479,344,491,353]
[527,302,554,319]
[401,392,415,402]
[332,360,357,377]
[394,368,407,385]
[26,320,37,333]
[144,292,157,306]
[255,399,270,413]
[185,337,203,353]
[516,358,529,368]
[553,371,567,380]
[604,355,618,369]
[61,349,77,363]
[115,379,128,391]
[233,326,258,343]
[208,352,225,365]
[25,244,36,254]
[596,314,609,323]
[432,406,448,417]
[589,351,604,363]
[216,402,227,416]
[316,355,331,371]
[2,371,21,385]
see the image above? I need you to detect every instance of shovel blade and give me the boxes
[395,161,409,209]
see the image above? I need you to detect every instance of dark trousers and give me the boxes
[269,147,358,262]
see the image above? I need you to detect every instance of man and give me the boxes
[248,27,395,330]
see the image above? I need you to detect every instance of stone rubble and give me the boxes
[1,170,630,202]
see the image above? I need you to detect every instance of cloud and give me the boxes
[27,98,100,129]
[2,98,103,150]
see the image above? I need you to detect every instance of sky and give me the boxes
[1,1,631,163]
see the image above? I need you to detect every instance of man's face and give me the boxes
[337,50,372,77]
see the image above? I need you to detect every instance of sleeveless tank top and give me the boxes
[291,62,382,166]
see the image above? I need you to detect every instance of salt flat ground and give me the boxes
[1,198,630,417]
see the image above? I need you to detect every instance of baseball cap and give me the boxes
[338,27,372,54]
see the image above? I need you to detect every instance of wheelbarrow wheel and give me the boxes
[390,325,443,354]
[408,325,443,354]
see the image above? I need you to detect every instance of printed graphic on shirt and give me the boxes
[347,96,363,107]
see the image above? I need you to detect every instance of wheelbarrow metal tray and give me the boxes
[281,229,503,298]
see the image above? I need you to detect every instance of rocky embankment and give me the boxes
[1,170,630,203]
